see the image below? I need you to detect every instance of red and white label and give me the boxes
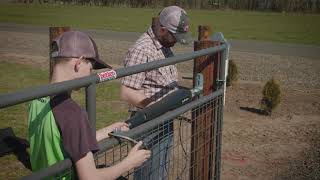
[98,70,117,82]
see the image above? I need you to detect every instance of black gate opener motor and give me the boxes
[126,73,203,129]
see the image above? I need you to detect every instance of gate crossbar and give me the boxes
[0,45,226,109]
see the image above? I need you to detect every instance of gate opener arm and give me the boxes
[108,129,147,149]
[126,74,203,129]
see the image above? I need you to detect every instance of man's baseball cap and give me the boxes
[51,31,112,69]
[159,6,192,45]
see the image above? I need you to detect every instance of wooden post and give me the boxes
[198,26,212,41]
[49,27,70,79]
[190,25,219,180]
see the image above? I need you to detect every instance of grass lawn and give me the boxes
[0,62,128,178]
[0,4,319,45]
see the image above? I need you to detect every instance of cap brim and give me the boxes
[174,32,193,45]
[93,57,112,70]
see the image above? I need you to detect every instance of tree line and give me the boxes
[20,0,320,12]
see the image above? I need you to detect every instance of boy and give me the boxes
[28,31,150,179]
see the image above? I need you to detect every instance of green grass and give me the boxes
[0,62,128,178]
[0,4,319,45]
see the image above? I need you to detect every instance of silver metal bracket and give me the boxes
[191,73,204,97]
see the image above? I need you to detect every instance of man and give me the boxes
[120,6,192,180]
[28,31,150,180]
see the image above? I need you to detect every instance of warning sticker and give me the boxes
[98,70,117,82]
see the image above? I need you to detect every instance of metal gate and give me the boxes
[0,31,229,180]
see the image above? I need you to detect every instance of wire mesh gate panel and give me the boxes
[94,93,224,180]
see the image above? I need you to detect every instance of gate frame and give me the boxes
[0,30,230,180]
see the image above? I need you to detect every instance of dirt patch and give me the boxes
[223,81,320,179]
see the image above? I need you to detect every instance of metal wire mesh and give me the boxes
[94,94,224,180]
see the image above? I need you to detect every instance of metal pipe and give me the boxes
[86,83,96,136]
[214,46,229,180]
[115,45,227,79]
[21,159,72,180]
[0,45,226,109]
[0,75,98,108]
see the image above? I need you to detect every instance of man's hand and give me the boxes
[96,122,129,141]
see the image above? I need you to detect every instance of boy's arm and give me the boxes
[96,122,129,142]
[76,151,127,180]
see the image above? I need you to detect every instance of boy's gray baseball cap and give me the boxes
[51,31,112,69]
[159,6,192,45]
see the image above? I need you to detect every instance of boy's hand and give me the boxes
[107,122,129,133]
[123,141,151,169]
[96,122,129,141]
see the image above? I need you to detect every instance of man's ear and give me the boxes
[156,27,162,37]
[74,56,85,72]
[159,27,166,35]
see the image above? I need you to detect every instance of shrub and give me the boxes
[226,60,238,87]
[261,78,281,115]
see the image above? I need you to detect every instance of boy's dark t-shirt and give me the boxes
[51,93,99,162]
[28,92,99,174]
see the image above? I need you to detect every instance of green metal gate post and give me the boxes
[86,83,96,137]
[212,32,229,180]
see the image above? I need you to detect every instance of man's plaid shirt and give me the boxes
[121,27,178,112]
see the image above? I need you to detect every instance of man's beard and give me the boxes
[158,36,175,48]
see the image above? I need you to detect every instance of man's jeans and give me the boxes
[133,129,173,180]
